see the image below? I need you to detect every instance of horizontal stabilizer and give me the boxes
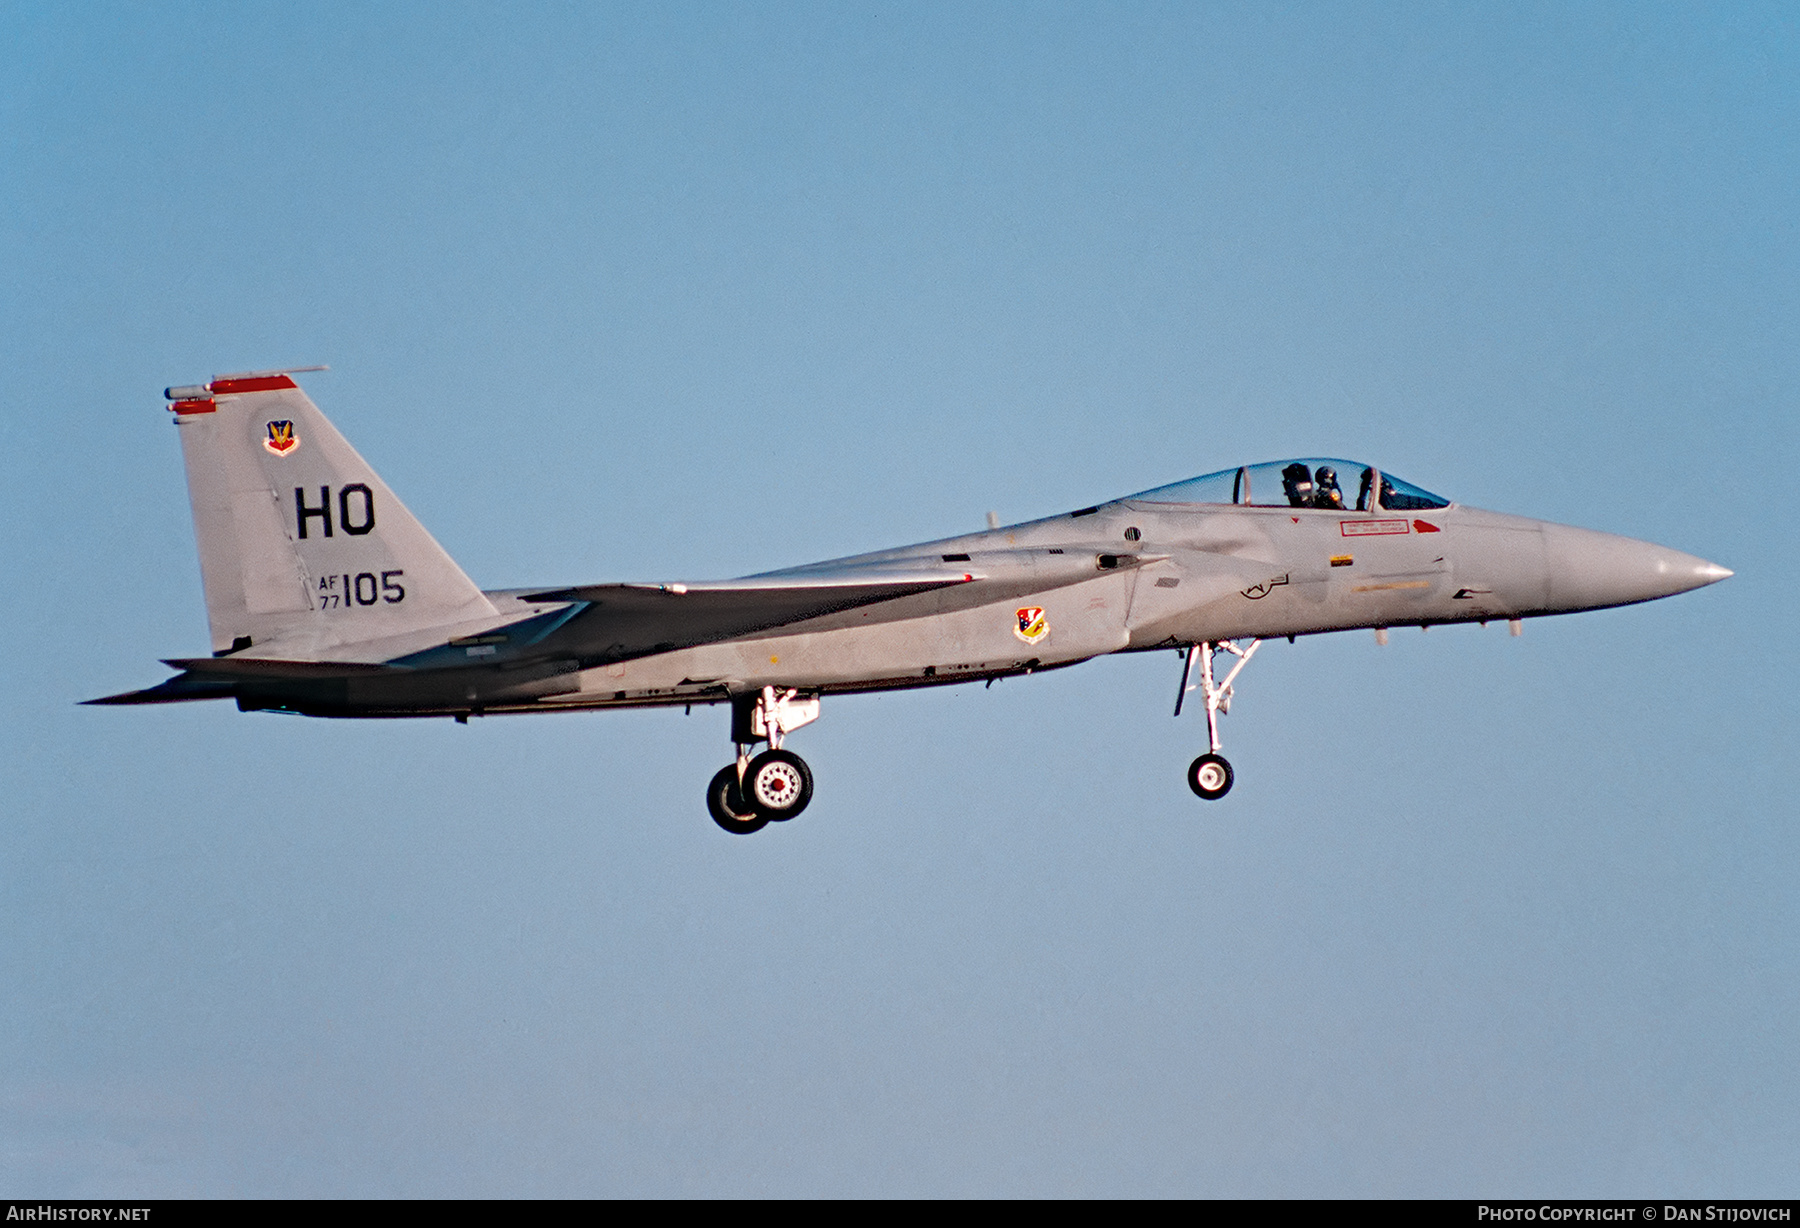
[86,655,404,705]
[83,673,236,705]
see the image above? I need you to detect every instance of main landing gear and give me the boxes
[1175,638,1261,801]
[706,686,819,835]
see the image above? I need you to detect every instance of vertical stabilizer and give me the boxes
[168,372,495,655]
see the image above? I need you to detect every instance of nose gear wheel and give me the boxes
[1187,752,1234,800]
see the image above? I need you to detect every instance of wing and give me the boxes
[519,547,1183,664]
[515,573,976,663]
[86,548,1176,700]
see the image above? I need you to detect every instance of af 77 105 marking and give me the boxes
[317,571,405,608]
[93,370,1732,834]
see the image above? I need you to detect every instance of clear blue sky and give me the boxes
[2,2,1793,1196]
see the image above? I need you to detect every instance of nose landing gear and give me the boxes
[707,686,818,834]
[1175,639,1260,801]
[1187,752,1233,800]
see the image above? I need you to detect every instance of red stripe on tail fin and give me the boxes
[209,375,297,394]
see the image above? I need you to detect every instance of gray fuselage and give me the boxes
[236,496,1722,719]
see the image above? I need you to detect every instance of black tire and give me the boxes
[1187,753,1234,800]
[742,748,814,821]
[707,765,768,835]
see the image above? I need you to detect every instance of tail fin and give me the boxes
[167,371,495,655]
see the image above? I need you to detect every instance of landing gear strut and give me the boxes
[707,686,818,834]
[1175,639,1260,800]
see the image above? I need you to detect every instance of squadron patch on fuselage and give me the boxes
[1014,606,1048,644]
[263,420,299,455]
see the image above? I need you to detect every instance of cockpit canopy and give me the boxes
[1128,459,1449,513]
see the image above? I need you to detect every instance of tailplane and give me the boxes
[166,371,495,656]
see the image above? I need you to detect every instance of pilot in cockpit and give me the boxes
[1312,466,1345,510]
[1281,462,1316,508]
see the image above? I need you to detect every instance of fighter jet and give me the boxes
[92,370,1731,833]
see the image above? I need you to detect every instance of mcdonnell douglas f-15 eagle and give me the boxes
[93,371,1731,833]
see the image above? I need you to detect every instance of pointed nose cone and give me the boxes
[1543,524,1732,613]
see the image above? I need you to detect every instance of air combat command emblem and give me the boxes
[264,420,299,455]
